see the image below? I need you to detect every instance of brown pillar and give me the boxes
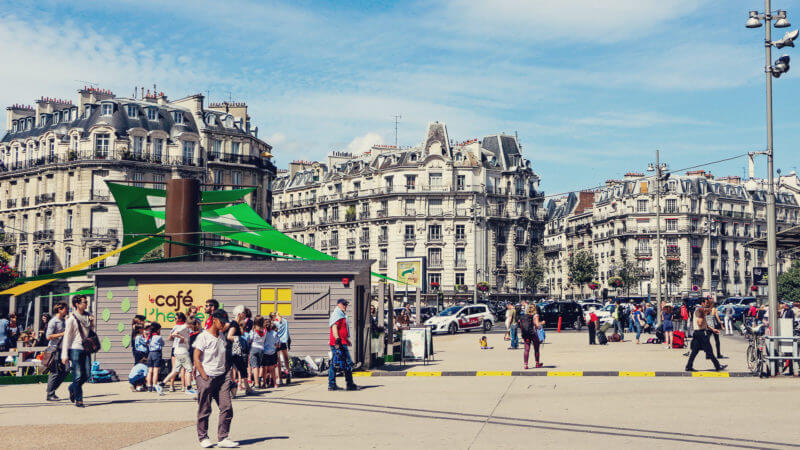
[164,178,200,260]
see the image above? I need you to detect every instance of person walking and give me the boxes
[203,299,219,330]
[662,305,674,349]
[0,311,9,352]
[45,302,68,401]
[61,295,95,408]
[194,309,238,448]
[722,302,735,336]
[520,303,543,369]
[163,312,196,394]
[328,299,358,391]
[506,303,519,350]
[685,298,726,372]
[632,305,644,344]
[227,306,254,397]
[707,298,724,359]
[587,311,598,345]
[613,301,624,337]
[644,303,655,333]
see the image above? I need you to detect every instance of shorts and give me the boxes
[663,321,674,332]
[146,351,163,368]
[263,352,278,366]
[171,352,193,373]
[248,352,263,368]
[278,343,288,351]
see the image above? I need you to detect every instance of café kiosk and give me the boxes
[92,259,373,375]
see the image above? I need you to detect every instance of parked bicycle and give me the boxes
[745,323,768,376]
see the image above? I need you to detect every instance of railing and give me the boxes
[455,258,467,268]
[320,239,328,248]
[404,234,416,242]
[495,264,508,274]
[428,207,443,216]
[82,228,118,240]
[543,244,562,253]
[404,208,416,216]
[0,346,48,376]
[330,239,339,247]
[359,211,370,220]
[428,234,443,242]
[5,199,16,208]
[455,234,467,243]
[456,208,471,216]
[91,191,110,201]
[65,191,74,201]
[378,235,388,244]
[20,197,29,207]
[35,193,55,205]
[33,230,55,241]
[376,209,387,218]
[0,151,226,173]
[429,258,443,269]
[359,236,370,245]
[346,238,356,247]
[379,260,388,269]
[635,248,653,257]
[64,228,73,239]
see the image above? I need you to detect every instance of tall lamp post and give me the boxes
[746,3,798,338]
[647,150,669,325]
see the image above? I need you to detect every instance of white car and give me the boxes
[581,302,603,323]
[594,304,616,326]
[424,304,495,334]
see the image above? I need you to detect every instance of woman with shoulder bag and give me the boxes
[520,304,544,369]
[61,295,96,408]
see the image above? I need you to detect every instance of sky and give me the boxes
[1,0,799,196]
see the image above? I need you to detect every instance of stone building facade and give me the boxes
[544,170,800,300]
[272,122,545,299]
[0,87,276,319]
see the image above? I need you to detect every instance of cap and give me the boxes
[337,298,349,305]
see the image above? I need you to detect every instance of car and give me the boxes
[718,297,756,322]
[411,306,440,323]
[424,304,495,334]
[537,301,585,330]
[580,302,603,324]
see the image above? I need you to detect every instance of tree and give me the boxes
[520,249,545,293]
[778,260,800,303]
[664,259,685,299]
[567,250,598,297]
[616,249,642,296]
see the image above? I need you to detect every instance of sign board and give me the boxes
[138,283,213,328]
[753,267,768,286]
[395,257,425,291]
[401,327,428,361]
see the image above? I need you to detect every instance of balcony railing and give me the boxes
[455,258,467,268]
[378,235,388,244]
[635,248,653,257]
[346,238,356,247]
[65,191,74,201]
[35,193,55,205]
[428,258,443,269]
[82,228,118,240]
[5,199,16,208]
[20,197,29,207]
[404,234,416,242]
[33,230,55,241]
[428,234,443,242]
[376,209,388,218]
[359,236,370,245]
[359,211,370,220]
[404,208,416,216]
[64,228,73,239]
[330,238,339,247]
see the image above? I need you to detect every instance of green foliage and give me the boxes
[616,250,643,294]
[141,246,164,261]
[345,206,356,221]
[665,259,685,285]
[567,250,598,287]
[520,250,545,293]
[778,260,800,303]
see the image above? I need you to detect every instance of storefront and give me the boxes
[92,259,373,374]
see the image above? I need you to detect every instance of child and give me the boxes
[133,325,147,364]
[479,336,492,350]
[163,313,196,394]
[129,357,148,392]
[145,322,164,395]
[249,316,266,388]
[262,320,280,388]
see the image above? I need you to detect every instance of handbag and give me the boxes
[40,348,59,373]
[74,314,100,354]
[537,327,546,343]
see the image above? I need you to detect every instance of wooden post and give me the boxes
[33,295,42,334]
[164,178,201,260]
[415,287,422,326]
[8,295,16,317]
[387,284,394,349]
[378,282,385,358]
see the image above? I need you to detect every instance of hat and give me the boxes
[337,298,349,305]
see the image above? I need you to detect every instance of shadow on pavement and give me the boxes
[238,436,289,445]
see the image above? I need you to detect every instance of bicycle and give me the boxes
[745,323,768,376]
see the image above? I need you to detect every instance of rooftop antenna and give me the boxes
[393,114,402,147]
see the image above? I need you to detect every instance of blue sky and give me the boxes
[1,0,799,195]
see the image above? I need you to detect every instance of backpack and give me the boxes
[681,305,689,320]
[609,333,621,342]
[519,314,534,336]
[597,331,608,345]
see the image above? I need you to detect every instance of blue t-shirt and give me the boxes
[129,363,147,380]
[134,335,147,352]
[0,318,8,346]
[148,335,164,352]
[262,330,278,355]
[633,310,643,323]
[276,319,289,344]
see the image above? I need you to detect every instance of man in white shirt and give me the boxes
[60,295,94,408]
[194,310,238,448]
[163,312,196,394]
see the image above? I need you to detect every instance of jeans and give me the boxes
[524,334,541,365]
[329,345,354,387]
[46,359,68,397]
[509,324,519,348]
[724,316,733,335]
[68,349,90,403]
[634,322,642,341]
[196,371,233,441]
[614,319,624,335]
[588,322,596,344]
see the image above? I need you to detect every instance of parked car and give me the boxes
[580,302,603,324]
[424,304,496,334]
[411,306,440,323]
[718,297,756,322]
[537,301,585,330]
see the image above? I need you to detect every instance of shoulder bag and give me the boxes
[74,314,101,354]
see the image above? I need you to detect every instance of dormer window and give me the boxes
[102,103,113,116]
[127,105,138,118]
[173,111,184,124]
[206,114,215,125]
[147,107,157,121]
[84,105,93,118]
[39,114,46,126]
[410,153,418,161]
[53,113,59,124]
[11,121,16,132]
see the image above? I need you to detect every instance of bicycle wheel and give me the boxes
[746,343,757,374]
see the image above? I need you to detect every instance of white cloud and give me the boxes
[267,132,286,146]
[345,132,384,154]
[571,111,717,128]
[440,0,709,43]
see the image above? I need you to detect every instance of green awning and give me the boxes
[50,288,95,297]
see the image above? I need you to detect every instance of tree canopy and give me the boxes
[520,249,545,293]
[568,250,598,288]
[778,260,800,303]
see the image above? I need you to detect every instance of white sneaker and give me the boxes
[217,438,239,448]
[155,384,164,396]
[199,438,215,448]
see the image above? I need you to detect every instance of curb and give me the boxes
[353,370,752,378]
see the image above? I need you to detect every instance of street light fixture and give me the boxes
[746,1,797,373]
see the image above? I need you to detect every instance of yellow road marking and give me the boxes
[476,371,512,376]
[619,371,656,377]
[406,371,441,377]
[352,371,372,377]
[547,371,583,377]
[692,372,729,378]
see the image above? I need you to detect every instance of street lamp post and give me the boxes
[746,3,798,340]
[648,150,668,325]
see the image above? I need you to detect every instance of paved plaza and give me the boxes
[2,330,800,449]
